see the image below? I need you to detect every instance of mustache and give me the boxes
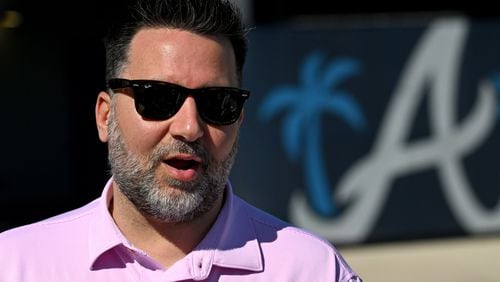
[150,140,210,167]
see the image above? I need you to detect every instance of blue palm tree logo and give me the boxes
[259,51,366,217]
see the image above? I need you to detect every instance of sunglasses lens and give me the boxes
[197,90,246,125]
[133,83,184,120]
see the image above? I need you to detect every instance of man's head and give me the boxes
[95,0,249,223]
[104,0,248,84]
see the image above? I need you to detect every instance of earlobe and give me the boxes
[96,91,111,142]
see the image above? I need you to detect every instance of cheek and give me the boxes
[113,98,166,154]
[124,125,165,154]
[206,125,239,161]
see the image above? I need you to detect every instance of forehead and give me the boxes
[123,28,238,87]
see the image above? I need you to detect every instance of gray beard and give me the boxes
[107,105,238,223]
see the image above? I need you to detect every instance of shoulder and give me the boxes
[0,199,101,280]
[236,195,330,247]
[0,199,99,248]
[234,196,361,281]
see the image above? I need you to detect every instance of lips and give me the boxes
[163,154,203,181]
[165,158,200,170]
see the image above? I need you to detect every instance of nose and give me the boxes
[168,96,204,142]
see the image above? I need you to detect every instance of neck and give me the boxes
[110,182,223,268]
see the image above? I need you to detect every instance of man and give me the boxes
[0,0,362,281]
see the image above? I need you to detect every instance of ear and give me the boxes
[95,91,111,142]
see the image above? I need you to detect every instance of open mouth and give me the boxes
[165,158,200,170]
[163,154,202,171]
[162,153,204,181]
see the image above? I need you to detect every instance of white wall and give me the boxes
[340,236,500,282]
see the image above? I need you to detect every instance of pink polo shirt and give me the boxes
[0,178,362,281]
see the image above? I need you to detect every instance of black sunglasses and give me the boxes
[107,78,250,125]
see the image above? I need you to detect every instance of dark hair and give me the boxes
[104,0,248,84]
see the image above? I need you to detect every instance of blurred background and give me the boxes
[1,1,499,280]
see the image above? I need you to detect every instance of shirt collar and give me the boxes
[87,178,264,274]
[194,181,263,272]
[87,178,129,269]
